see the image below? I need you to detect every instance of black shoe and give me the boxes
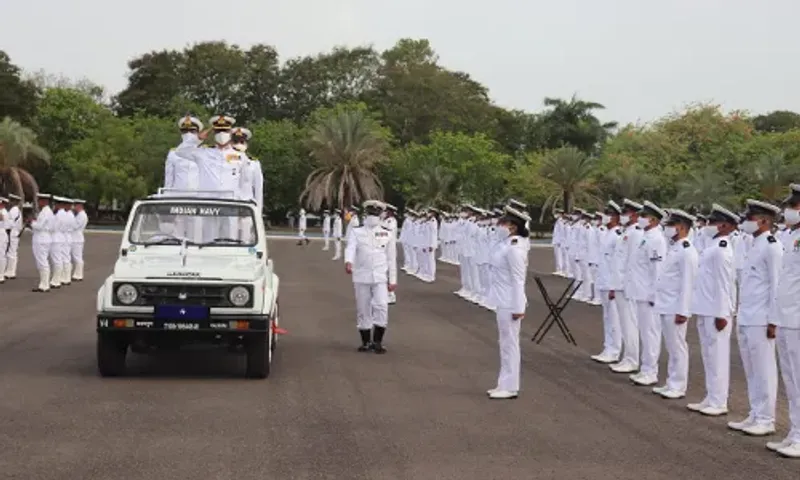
[372,326,387,353]
[357,329,372,352]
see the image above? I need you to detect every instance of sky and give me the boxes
[0,0,797,125]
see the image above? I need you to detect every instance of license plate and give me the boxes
[154,305,210,321]
[163,322,200,330]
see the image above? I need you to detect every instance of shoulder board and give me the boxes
[682,240,690,248]
[511,238,518,245]
[250,157,258,161]
[615,228,622,235]
[635,225,641,230]
[169,147,176,152]
[768,235,777,243]
[381,226,390,231]
[719,240,727,248]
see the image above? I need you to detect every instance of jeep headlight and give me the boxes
[229,286,250,307]
[116,283,138,305]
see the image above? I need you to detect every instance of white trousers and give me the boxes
[579,260,594,300]
[777,327,800,443]
[458,254,468,291]
[71,241,84,263]
[6,231,19,261]
[661,314,688,393]
[618,291,639,366]
[696,316,731,408]
[467,256,480,295]
[572,259,583,287]
[0,233,7,277]
[564,251,575,278]
[32,240,50,270]
[599,289,621,356]
[427,249,436,279]
[322,230,330,249]
[737,325,778,424]
[637,301,661,377]
[495,308,522,392]
[401,243,410,268]
[333,237,342,259]
[553,244,562,272]
[297,228,306,240]
[353,282,389,329]
[478,263,491,301]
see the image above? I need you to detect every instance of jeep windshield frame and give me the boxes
[127,201,259,247]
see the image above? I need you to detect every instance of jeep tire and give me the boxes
[245,333,270,379]
[97,332,128,377]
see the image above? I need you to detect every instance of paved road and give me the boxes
[0,233,796,479]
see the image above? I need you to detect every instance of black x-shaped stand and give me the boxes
[531,276,581,345]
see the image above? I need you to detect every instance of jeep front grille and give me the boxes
[139,284,232,307]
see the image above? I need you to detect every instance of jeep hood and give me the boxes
[114,252,262,281]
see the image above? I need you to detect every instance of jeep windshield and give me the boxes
[128,202,258,247]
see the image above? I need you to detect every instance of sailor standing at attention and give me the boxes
[486,205,531,400]
[49,196,70,289]
[331,208,344,260]
[3,193,23,279]
[652,209,698,400]
[322,210,332,251]
[728,199,782,436]
[770,184,800,457]
[591,201,624,364]
[686,204,738,416]
[164,115,203,193]
[0,196,8,283]
[296,208,309,245]
[70,199,88,281]
[382,204,399,304]
[627,201,668,387]
[231,127,263,241]
[58,199,77,286]
[30,193,54,292]
[345,200,398,354]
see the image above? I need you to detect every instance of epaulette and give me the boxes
[615,228,622,235]
[635,225,642,230]
[511,238,518,245]
[381,226,390,231]
[768,235,777,243]
[682,240,690,248]
[719,240,727,248]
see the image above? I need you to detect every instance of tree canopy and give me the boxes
[2,39,799,221]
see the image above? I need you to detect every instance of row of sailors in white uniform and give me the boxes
[397,199,531,311]
[0,194,24,282]
[555,194,800,459]
[27,193,88,292]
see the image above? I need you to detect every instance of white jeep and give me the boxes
[95,193,280,378]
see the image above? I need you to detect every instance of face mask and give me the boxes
[496,225,510,238]
[620,214,630,225]
[181,132,198,143]
[664,226,677,238]
[703,225,719,237]
[592,219,600,227]
[637,217,649,229]
[214,131,231,145]
[459,213,467,219]
[600,214,610,225]
[571,215,579,221]
[784,208,800,226]
[364,215,380,227]
[741,220,759,234]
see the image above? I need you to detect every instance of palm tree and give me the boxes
[409,163,460,209]
[539,146,601,217]
[540,95,618,153]
[606,164,653,199]
[0,116,49,201]
[751,152,797,203]
[300,110,389,210]
[674,165,734,212]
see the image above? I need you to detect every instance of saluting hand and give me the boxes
[198,128,211,141]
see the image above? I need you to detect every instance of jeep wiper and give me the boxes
[197,237,244,249]
[143,235,193,248]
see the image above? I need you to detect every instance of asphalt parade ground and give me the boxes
[0,232,796,480]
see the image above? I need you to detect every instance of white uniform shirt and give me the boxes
[381,216,398,240]
[488,235,528,312]
[595,226,623,291]
[0,207,8,242]
[176,141,244,196]
[627,226,668,303]
[238,157,264,211]
[72,210,88,243]
[164,144,200,191]
[323,214,332,233]
[333,215,343,238]
[776,228,800,328]
[654,238,699,317]
[8,205,22,233]
[691,235,736,320]
[345,215,360,241]
[31,206,54,243]
[344,221,398,284]
[53,209,72,243]
[738,232,783,326]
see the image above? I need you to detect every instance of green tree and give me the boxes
[300,109,390,210]
[673,165,735,212]
[539,146,600,213]
[752,110,800,133]
[0,51,40,123]
[407,162,460,209]
[0,117,50,200]
[751,152,798,203]
[539,95,617,153]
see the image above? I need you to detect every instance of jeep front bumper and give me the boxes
[97,312,270,333]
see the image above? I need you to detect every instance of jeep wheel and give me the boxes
[245,333,271,379]
[271,301,279,353]
[97,332,128,377]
